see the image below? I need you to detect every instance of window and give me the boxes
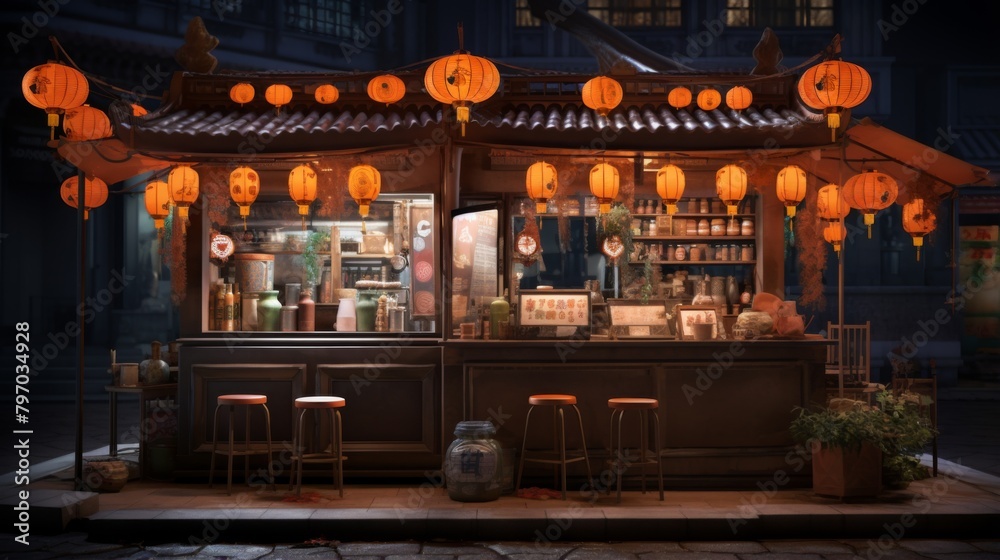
[178,0,264,23]
[515,0,541,27]
[285,0,360,38]
[726,0,834,28]
[588,0,682,27]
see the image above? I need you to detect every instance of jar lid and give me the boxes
[454,420,496,438]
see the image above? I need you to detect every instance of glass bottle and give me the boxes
[214,282,225,331]
[223,283,234,331]
[233,283,241,331]
[490,294,510,340]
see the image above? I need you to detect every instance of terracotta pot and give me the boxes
[811,444,882,498]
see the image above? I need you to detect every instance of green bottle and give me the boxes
[490,292,510,340]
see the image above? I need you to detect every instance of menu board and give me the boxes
[607,299,673,338]
[516,289,591,339]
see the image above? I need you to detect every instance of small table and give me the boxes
[105,383,178,478]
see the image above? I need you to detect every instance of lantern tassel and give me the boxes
[916,247,921,262]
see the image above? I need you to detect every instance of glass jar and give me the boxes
[356,291,378,332]
[699,198,710,214]
[741,218,755,236]
[445,421,503,502]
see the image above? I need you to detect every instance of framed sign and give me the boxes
[676,305,720,340]
[607,299,673,339]
[517,289,591,339]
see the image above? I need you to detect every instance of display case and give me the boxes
[206,194,436,333]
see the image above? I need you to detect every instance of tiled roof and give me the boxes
[952,128,1000,167]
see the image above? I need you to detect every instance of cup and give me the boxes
[119,363,139,387]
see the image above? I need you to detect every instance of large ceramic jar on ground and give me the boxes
[256,290,282,331]
[445,421,503,502]
[356,291,378,332]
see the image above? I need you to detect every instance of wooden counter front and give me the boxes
[443,338,829,488]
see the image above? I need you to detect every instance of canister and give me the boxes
[280,305,298,331]
[234,253,274,293]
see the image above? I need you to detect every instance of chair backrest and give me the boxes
[826,321,871,384]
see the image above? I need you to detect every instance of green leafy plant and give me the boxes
[600,203,636,285]
[640,256,654,304]
[790,389,935,488]
[302,230,330,290]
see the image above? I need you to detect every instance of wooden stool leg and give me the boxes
[652,410,663,500]
[640,409,648,495]
[243,405,251,486]
[558,406,567,500]
[227,405,235,495]
[515,405,535,493]
[295,408,306,495]
[262,403,274,491]
[572,404,593,493]
[615,409,624,503]
[551,406,559,489]
[335,409,343,498]
[209,403,223,488]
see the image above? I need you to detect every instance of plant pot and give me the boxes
[811,443,882,498]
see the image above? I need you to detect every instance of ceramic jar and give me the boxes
[741,244,755,261]
[139,341,169,385]
[710,218,726,236]
[727,219,740,236]
[297,290,315,331]
[674,245,687,261]
[445,421,503,502]
[256,290,282,331]
[234,253,274,293]
[699,198,710,214]
[741,218,755,236]
[698,219,710,236]
[690,245,703,261]
[356,291,378,332]
[685,220,698,236]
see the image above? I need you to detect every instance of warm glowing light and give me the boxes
[589,163,619,214]
[656,164,685,215]
[60,176,108,220]
[715,164,747,215]
[348,164,382,218]
[144,180,171,230]
[843,170,898,238]
[229,166,260,229]
[525,161,558,213]
[775,165,807,218]
[581,76,623,117]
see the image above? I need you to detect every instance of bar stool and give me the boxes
[209,394,274,495]
[289,396,346,497]
[515,393,594,500]
[607,397,663,503]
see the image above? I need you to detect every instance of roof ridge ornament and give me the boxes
[751,28,784,76]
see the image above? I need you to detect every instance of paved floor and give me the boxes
[3,536,1000,559]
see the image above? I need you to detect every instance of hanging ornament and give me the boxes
[314,84,340,104]
[697,87,722,111]
[667,86,692,110]
[725,86,752,112]
[348,164,382,218]
[22,61,90,140]
[797,59,872,141]
[229,82,255,105]
[168,165,199,220]
[656,164,685,230]
[423,24,500,136]
[581,76,623,117]
[716,164,747,217]
[367,74,405,105]
[816,183,850,221]
[265,84,293,112]
[823,222,847,258]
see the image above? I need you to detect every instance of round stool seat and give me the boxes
[608,397,659,410]
[529,394,577,406]
[295,396,346,409]
[218,394,267,406]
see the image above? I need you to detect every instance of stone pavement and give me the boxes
[2,535,1000,559]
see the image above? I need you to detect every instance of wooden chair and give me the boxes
[891,360,938,477]
[825,321,875,401]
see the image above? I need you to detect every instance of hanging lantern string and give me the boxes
[49,37,161,101]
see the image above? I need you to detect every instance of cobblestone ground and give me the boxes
[2,536,1000,559]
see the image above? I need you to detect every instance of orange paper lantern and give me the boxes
[348,164,382,218]
[144,180,171,230]
[288,164,318,216]
[667,86,692,110]
[424,51,500,136]
[816,183,850,221]
[823,222,847,257]
[131,103,148,117]
[62,104,111,141]
[589,163,619,214]
[902,198,937,261]
[526,161,558,213]
[697,88,722,111]
[842,170,898,238]
[229,82,255,105]
[265,84,293,111]
[367,74,405,105]
[229,166,260,229]
[60,176,108,220]
[22,62,89,139]
[581,76,623,117]
[715,164,747,215]
[168,165,199,219]
[775,165,807,218]
[656,164,685,215]
[314,84,340,104]
[797,60,872,140]
[725,86,752,111]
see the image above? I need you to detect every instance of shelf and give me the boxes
[634,235,755,241]
[634,213,755,219]
[628,260,757,265]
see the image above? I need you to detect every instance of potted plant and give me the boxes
[789,389,934,498]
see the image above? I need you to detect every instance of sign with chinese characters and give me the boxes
[960,226,999,242]
[516,289,591,340]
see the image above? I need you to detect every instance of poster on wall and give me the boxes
[958,225,1000,356]
[450,205,499,324]
[410,204,436,318]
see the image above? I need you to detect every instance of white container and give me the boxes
[336,297,357,331]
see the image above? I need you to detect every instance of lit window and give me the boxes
[588,0,682,27]
[285,0,360,38]
[726,0,834,27]
[515,0,541,26]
